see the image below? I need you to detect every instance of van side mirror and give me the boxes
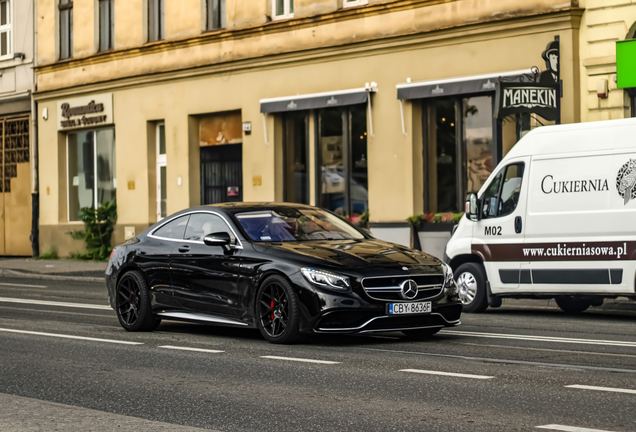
[466,194,481,222]
[203,232,234,247]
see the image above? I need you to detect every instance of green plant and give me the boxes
[35,250,58,260]
[358,209,370,228]
[407,212,465,228]
[67,200,118,261]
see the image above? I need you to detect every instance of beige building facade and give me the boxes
[579,0,636,122]
[35,0,584,256]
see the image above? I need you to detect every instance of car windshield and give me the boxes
[235,208,366,242]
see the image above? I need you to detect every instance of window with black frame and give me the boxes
[206,0,225,30]
[317,105,368,223]
[283,112,309,205]
[59,0,73,59]
[98,0,114,51]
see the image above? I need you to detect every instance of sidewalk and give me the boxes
[0,258,106,282]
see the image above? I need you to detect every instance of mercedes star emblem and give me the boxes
[400,279,418,300]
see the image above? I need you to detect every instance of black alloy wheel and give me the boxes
[256,275,303,344]
[116,270,161,332]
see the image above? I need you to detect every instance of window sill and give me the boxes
[272,14,294,21]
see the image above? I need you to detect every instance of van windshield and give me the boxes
[235,208,365,242]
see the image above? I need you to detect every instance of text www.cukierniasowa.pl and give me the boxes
[523,243,628,259]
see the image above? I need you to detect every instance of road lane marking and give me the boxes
[442,330,636,348]
[0,305,115,319]
[0,328,143,345]
[459,342,636,359]
[0,282,47,288]
[565,384,636,395]
[536,425,617,432]
[260,355,340,365]
[0,297,111,310]
[358,348,636,374]
[400,369,494,380]
[159,345,225,354]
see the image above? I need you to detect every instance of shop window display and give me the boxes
[67,129,116,221]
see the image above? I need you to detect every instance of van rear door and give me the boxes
[472,158,530,292]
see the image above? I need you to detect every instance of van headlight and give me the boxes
[301,268,351,292]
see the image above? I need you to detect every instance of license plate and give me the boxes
[388,301,432,315]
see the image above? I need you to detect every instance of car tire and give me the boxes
[555,296,591,313]
[455,262,488,313]
[402,328,441,339]
[115,270,158,332]
[256,275,304,344]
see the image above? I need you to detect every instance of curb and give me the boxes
[0,269,104,283]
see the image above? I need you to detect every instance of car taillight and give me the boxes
[109,248,116,261]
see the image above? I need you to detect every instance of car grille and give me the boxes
[361,274,444,301]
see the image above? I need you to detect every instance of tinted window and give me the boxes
[184,213,230,242]
[498,164,525,217]
[154,215,189,239]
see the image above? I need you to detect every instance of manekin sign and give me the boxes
[56,93,113,131]
[495,38,561,122]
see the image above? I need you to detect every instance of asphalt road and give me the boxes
[0,276,635,432]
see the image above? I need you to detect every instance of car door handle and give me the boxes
[515,216,522,234]
[178,245,191,253]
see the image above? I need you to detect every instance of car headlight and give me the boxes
[301,268,351,292]
[442,262,454,287]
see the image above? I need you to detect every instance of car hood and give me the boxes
[259,239,442,270]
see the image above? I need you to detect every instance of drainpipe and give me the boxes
[30,0,39,257]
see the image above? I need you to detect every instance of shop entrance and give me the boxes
[425,95,496,213]
[198,111,243,205]
[0,117,31,255]
[200,144,243,205]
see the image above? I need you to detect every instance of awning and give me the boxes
[260,86,376,113]
[396,69,534,100]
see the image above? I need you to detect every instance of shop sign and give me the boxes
[57,93,113,131]
[616,39,636,89]
[496,82,560,121]
[495,37,561,122]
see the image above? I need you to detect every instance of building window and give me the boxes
[343,0,368,8]
[425,95,495,213]
[98,0,114,51]
[317,105,368,223]
[67,129,116,222]
[0,0,12,58]
[156,122,167,220]
[59,0,73,59]
[272,0,293,20]
[283,112,309,204]
[148,0,164,42]
[206,0,225,30]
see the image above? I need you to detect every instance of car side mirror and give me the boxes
[466,194,481,222]
[203,232,234,247]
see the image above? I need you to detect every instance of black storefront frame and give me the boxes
[421,91,502,213]
[282,112,310,204]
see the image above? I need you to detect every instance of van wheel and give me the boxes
[455,263,488,313]
[555,296,590,313]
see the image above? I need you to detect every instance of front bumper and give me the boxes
[287,270,462,335]
[312,303,462,334]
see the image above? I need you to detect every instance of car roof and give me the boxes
[196,202,316,214]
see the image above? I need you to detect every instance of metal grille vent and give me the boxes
[361,274,444,301]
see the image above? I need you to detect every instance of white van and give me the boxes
[444,118,636,313]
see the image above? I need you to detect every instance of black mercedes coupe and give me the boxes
[106,203,461,344]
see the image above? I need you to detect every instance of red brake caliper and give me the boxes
[271,300,275,320]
